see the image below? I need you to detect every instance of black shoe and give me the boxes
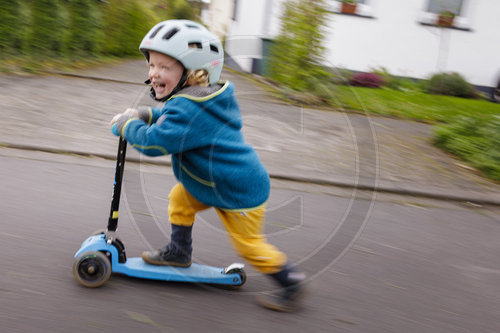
[256,278,307,312]
[142,244,192,267]
[257,265,307,312]
[142,224,193,267]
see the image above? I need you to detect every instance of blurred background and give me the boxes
[0,0,203,60]
[1,2,500,331]
[1,0,499,181]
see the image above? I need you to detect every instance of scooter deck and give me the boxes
[114,258,240,284]
[74,235,244,286]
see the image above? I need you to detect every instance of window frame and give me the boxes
[426,0,464,16]
[417,0,471,30]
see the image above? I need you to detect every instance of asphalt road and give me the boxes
[1,148,499,332]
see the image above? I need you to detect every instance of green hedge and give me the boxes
[0,0,194,60]
[99,0,157,57]
[28,0,70,56]
[0,0,30,55]
[67,0,102,56]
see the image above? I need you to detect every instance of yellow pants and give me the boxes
[167,183,287,274]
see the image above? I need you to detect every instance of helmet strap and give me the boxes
[145,69,188,102]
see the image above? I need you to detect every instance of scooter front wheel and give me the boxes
[73,251,111,288]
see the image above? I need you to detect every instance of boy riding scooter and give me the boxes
[110,20,306,312]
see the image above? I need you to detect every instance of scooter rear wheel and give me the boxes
[73,251,111,288]
[236,271,246,287]
[227,271,246,289]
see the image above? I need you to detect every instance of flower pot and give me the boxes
[341,3,357,14]
[437,14,455,27]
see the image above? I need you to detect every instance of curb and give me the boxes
[42,70,144,86]
[2,143,499,207]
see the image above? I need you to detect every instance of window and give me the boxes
[427,0,463,16]
[418,0,470,30]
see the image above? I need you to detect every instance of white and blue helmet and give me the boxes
[139,20,224,85]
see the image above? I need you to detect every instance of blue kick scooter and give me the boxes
[73,137,246,288]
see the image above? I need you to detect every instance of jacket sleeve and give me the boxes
[151,107,162,123]
[121,101,210,157]
[137,106,163,125]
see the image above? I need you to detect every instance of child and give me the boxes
[110,20,306,312]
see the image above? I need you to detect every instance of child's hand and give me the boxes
[110,108,138,126]
[123,108,139,117]
[110,113,122,126]
[110,108,140,136]
[111,123,120,136]
[110,113,125,136]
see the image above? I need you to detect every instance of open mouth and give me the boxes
[153,81,167,96]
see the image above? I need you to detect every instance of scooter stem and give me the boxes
[106,136,127,243]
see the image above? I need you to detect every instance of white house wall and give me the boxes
[224,0,500,88]
[324,0,500,87]
[224,0,269,71]
[206,0,234,41]
[444,1,500,87]
[325,0,443,79]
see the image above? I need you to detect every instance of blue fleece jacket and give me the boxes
[120,81,270,210]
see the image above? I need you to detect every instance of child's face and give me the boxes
[148,51,184,99]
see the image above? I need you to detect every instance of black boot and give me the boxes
[142,224,192,267]
[256,264,307,312]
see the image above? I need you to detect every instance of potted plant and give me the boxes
[437,10,456,27]
[340,0,357,14]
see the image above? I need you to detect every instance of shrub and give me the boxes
[168,0,197,20]
[0,0,30,55]
[426,72,476,98]
[268,0,331,92]
[434,115,500,180]
[372,67,398,89]
[28,0,70,56]
[350,72,384,88]
[67,0,102,57]
[100,0,157,57]
[0,0,205,70]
